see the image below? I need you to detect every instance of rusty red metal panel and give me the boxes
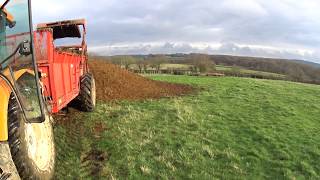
[35,27,85,113]
[37,19,86,29]
[37,19,86,40]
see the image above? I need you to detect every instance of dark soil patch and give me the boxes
[89,60,194,101]
[82,149,108,177]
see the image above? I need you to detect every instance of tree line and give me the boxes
[206,55,320,84]
[90,54,216,73]
[90,53,320,85]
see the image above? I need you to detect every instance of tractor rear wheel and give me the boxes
[74,73,96,112]
[0,143,20,180]
[7,95,55,180]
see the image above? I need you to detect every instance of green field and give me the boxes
[54,76,320,179]
[161,63,193,69]
[216,65,286,79]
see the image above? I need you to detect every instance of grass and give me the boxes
[216,65,286,78]
[160,63,192,69]
[54,76,320,179]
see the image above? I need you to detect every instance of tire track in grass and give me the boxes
[53,108,109,179]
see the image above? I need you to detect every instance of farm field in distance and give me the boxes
[54,75,320,179]
[215,65,287,79]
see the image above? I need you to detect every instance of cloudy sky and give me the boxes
[32,0,320,62]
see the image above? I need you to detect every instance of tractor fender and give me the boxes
[0,69,34,142]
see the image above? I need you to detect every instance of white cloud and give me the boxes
[31,0,320,62]
[90,42,320,63]
[220,0,268,17]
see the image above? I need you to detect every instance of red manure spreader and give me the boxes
[35,19,96,113]
[1,17,95,180]
[0,1,96,179]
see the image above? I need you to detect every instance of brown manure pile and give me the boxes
[89,60,194,101]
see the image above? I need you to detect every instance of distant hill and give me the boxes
[90,53,320,85]
[203,54,320,84]
[175,54,320,85]
[167,54,320,69]
[291,60,320,68]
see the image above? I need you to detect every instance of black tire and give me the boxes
[0,143,20,180]
[7,95,55,180]
[74,73,96,112]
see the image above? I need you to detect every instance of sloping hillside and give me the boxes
[54,75,320,179]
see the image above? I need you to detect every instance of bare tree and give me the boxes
[188,54,216,73]
[117,55,136,70]
[137,59,147,73]
[147,55,169,73]
[231,65,241,76]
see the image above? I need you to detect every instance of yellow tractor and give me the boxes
[0,0,55,179]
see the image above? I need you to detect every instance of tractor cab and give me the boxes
[0,1,93,179]
[0,0,45,123]
[0,1,55,179]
